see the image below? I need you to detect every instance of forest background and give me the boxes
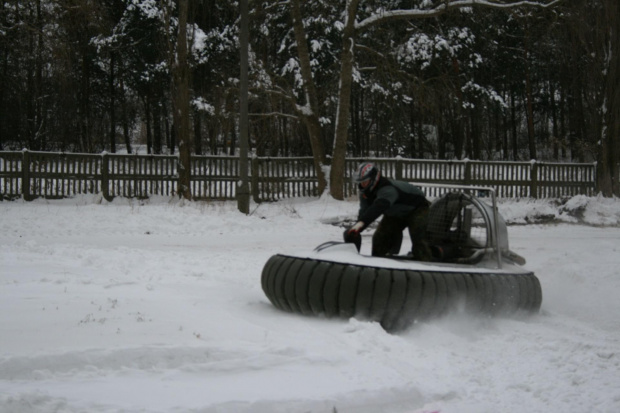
[0,0,618,198]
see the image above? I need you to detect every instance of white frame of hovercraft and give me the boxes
[412,182,504,269]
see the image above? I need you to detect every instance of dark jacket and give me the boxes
[358,177,429,229]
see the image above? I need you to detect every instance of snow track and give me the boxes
[1,197,619,412]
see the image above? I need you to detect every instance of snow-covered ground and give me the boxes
[1,194,619,413]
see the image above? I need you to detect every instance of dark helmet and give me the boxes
[354,162,380,195]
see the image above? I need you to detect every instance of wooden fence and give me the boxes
[0,151,597,202]
[355,158,597,199]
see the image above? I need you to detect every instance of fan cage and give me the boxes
[422,184,505,268]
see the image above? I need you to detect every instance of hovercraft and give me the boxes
[261,188,542,332]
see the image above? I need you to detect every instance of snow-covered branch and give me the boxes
[260,87,313,118]
[356,0,563,31]
[249,112,299,120]
[355,43,385,59]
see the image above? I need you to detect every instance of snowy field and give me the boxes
[1,194,620,413]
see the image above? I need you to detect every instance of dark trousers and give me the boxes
[371,206,431,260]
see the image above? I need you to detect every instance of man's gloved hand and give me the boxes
[343,221,364,252]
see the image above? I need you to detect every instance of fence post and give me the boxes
[530,160,538,199]
[251,157,260,203]
[101,152,113,202]
[22,149,31,201]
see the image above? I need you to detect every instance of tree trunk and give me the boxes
[167,116,175,155]
[549,81,559,160]
[80,36,91,152]
[510,88,518,160]
[207,118,216,155]
[597,0,620,196]
[471,111,480,159]
[352,87,361,157]
[289,0,327,195]
[280,117,288,156]
[438,112,446,159]
[560,88,567,159]
[145,97,152,154]
[409,101,417,158]
[194,112,203,155]
[417,113,425,158]
[109,52,116,153]
[118,60,132,154]
[238,0,250,213]
[465,113,472,158]
[173,0,192,200]
[452,111,464,159]
[502,109,509,160]
[493,106,501,159]
[330,0,360,200]
[153,102,162,154]
[524,28,537,160]
[228,117,236,155]
[34,0,44,150]
[450,58,465,159]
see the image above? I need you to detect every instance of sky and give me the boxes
[1,193,619,413]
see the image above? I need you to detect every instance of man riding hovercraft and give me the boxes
[344,162,432,260]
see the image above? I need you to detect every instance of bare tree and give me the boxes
[330,0,360,200]
[167,0,192,199]
[594,0,620,196]
[289,0,328,194]
[327,0,563,199]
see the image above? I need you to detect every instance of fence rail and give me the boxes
[0,151,597,202]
